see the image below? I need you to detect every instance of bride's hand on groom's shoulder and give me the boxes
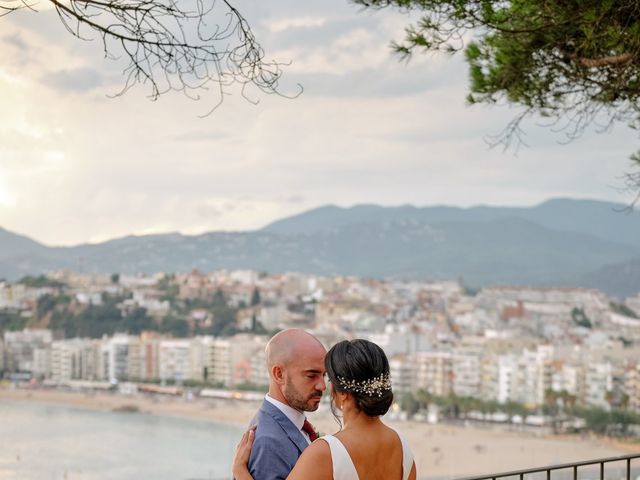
[232,425,256,480]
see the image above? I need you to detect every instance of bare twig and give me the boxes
[2,0,301,112]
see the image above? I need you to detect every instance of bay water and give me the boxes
[0,399,243,480]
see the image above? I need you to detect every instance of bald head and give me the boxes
[265,329,327,411]
[266,328,325,370]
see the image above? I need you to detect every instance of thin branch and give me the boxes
[2,0,300,112]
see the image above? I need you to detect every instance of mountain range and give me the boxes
[1,198,639,297]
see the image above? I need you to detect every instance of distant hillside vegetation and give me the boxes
[1,198,639,297]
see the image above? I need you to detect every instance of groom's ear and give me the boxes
[272,364,285,385]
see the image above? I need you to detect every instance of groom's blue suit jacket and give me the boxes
[247,400,309,480]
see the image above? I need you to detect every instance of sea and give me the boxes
[0,400,243,480]
[3,400,639,480]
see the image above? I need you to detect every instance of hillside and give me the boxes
[1,198,639,296]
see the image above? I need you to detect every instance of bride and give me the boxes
[233,339,417,480]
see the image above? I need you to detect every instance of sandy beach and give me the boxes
[1,386,638,479]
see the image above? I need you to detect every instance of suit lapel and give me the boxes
[260,400,309,454]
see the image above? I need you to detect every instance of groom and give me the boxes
[247,329,327,479]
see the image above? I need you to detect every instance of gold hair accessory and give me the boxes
[336,373,391,397]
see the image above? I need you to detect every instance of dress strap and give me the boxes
[319,435,360,480]
[394,430,414,480]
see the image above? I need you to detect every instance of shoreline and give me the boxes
[2,386,638,478]
[0,385,255,427]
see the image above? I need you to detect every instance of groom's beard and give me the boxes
[284,384,323,412]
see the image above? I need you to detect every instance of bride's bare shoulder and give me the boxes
[287,439,332,480]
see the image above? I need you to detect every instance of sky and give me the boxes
[0,0,638,246]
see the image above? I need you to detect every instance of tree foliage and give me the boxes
[48,293,155,337]
[159,314,189,337]
[401,390,640,437]
[41,287,241,338]
[17,274,65,289]
[353,0,640,182]
[572,406,640,435]
[1,0,294,112]
[0,309,27,333]
[571,306,593,328]
[250,286,261,306]
[610,301,639,318]
[156,274,179,302]
[36,293,58,319]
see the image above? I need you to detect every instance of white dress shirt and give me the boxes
[265,394,312,444]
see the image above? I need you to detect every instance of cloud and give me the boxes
[270,28,389,76]
[41,67,105,93]
[0,0,638,248]
[260,11,456,99]
[279,195,305,204]
[3,32,28,50]
[1,32,36,67]
[289,58,460,98]
[0,170,17,208]
[172,130,231,143]
[265,16,328,33]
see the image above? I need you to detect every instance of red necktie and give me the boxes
[302,419,318,442]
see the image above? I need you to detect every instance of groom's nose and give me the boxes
[315,374,326,392]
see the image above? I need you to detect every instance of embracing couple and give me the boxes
[232,329,417,480]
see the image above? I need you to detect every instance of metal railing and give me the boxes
[455,454,640,480]
[187,454,640,480]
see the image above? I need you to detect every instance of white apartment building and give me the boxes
[413,351,453,396]
[367,326,432,358]
[206,335,267,386]
[121,293,170,317]
[75,292,103,305]
[4,329,52,376]
[249,344,268,387]
[453,309,494,335]
[478,346,552,406]
[584,362,613,410]
[101,334,141,382]
[197,335,216,384]
[257,303,290,331]
[549,362,584,400]
[51,338,101,381]
[479,354,522,404]
[509,349,546,406]
[478,354,495,402]
[128,338,142,380]
[389,356,415,394]
[32,347,51,379]
[624,363,640,413]
[561,363,583,398]
[158,339,192,383]
[452,352,482,398]
[495,354,516,404]
[188,337,211,382]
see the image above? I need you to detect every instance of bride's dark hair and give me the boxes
[325,339,393,424]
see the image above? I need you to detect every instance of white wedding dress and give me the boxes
[319,431,414,480]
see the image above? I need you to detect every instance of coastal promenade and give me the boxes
[2,386,638,478]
